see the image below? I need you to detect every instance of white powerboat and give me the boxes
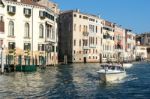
[97,64,126,83]
[123,63,133,68]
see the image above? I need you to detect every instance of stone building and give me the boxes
[136,32,150,60]
[124,29,136,61]
[114,24,125,62]
[34,0,60,14]
[0,0,58,65]
[101,20,115,62]
[136,33,150,46]
[58,10,103,63]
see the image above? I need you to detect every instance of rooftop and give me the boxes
[60,9,100,19]
[6,0,45,7]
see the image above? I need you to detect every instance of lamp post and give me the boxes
[1,41,4,73]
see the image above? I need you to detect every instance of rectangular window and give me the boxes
[101,27,103,34]
[89,37,91,45]
[8,42,15,50]
[7,5,16,13]
[38,44,45,51]
[79,25,81,32]
[45,12,54,21]
[24,43,31,50]
[83,16,88,20]
[74,24,76,31]
[148,39,150,43]
[96,37,97,45]
[74,50,76,54]
[74,39,76,46]
[101,38,102,45]
[39,11,46,18]
[0,16,3,22]
[79,15,82,18]
[79,39,81,46]
[24,8,31,16]
[96,26,97,33]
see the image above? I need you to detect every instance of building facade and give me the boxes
[136,33,150,60]
[58,10,103,63]
[124,29,136,61]
[113,25,125,62]
[0,0,58,66]
[101,20,115,62]
[136,33,150,46]
[135,45,148,60]
[0,1,4,48]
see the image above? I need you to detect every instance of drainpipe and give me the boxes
[32,5,34,65]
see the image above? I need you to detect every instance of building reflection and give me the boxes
[49,64,78,98]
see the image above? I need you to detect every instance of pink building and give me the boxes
[114,25,125,61]
[114,25,124,49]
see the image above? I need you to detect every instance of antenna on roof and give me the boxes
[76,9,80,12]
[98,13,101,18]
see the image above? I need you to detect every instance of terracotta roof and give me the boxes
[6,0,45,7]
[20,0,44,7]
[0,21,4,32]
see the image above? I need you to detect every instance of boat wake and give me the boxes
[100,74,138,84]
[124,74,138,82]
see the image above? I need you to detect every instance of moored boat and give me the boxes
[97,64,126,83]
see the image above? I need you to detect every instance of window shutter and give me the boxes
[29,9,31,15]
[7,5,9,11]
[29,43,31,50]
[44,11,46,17]
[13,6,16,13]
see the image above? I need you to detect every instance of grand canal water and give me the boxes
[0,62,150,99]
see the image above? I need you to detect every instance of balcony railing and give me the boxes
[7,5,16,15]
[83,31,89,36]
[89,44,96,48]
[82,45,89,49]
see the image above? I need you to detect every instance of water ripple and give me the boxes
[0,63,150,98]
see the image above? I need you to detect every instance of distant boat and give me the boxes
[123,63,133,68]
[97,64,126,83]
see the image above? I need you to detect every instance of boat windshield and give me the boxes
[101,64,124,71]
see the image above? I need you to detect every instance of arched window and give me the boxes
[24,23,30,38]
[39,24,44,38]
[8,21,14,36]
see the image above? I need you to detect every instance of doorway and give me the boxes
[99,54,102,63]
[84,57,87,63]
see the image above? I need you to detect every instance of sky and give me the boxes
[52,0,150,34]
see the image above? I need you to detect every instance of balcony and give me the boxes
[39,11,46,19]
[24,8,31,17]
[83,31,89,36]
[89,44,96,48]
[7,5,16,15]
[83,45,89,50]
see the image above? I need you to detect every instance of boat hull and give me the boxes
[99,72,126,83]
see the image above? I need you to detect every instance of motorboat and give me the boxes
[97,64,126,83]
[123,63,133,68]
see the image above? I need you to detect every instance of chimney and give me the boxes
[76,9,80,12]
